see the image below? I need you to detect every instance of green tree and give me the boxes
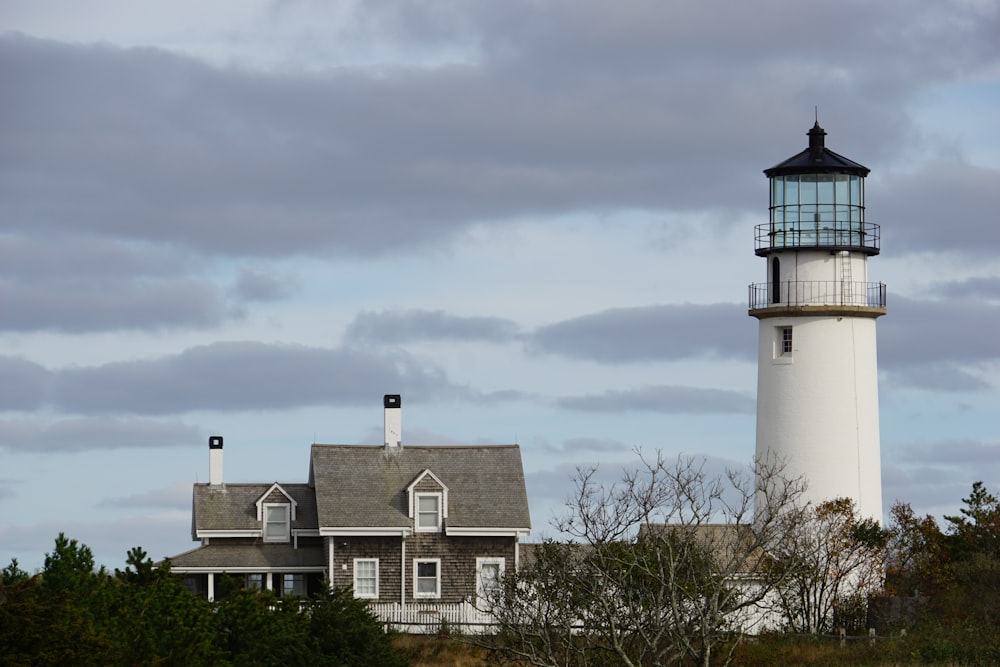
[104,547,221,665]
[306,585,409,667]
[944,481,1000,561]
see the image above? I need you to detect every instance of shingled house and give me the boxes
[167,395,532,610]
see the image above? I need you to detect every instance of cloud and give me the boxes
[884,364,992,393]
[345,309,522,345]
[557,385,755,414]
[0,417,200,453]
[0,356,51,411]
[882,438,1000,518]
[931,276,1000,301]
[881,162,1000,255]
[530,303,754,363]
[0,277,227,333]
[49,341,459,414]
[879,295,1000,367]
[98,482,192,510]
[229,269,298,303]
[6,9,989,264]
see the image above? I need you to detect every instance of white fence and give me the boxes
[368,602,497,634]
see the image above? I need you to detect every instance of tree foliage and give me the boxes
[771,498,888,634]
[0,534,409,667]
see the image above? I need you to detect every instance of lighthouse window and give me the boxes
[780,327,793,355]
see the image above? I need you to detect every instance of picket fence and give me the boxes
[368,602,497,634]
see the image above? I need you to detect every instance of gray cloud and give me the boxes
[0,356,51,411]
[931,276,1000,301]
[881,162,1000,255]
[345,309,522,345]
[0,417,200,452]
[98,482,191,510]
[884,364,992,393]
[230,269,298,303]
[5,0,996,264]
[530,303,755,363]
[0,278,226,333]
[558,385,755,415]
[879,295,1000,367]
[882,439,1000,519]
[50,341,459,414]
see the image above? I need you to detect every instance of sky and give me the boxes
[2,0,999,571]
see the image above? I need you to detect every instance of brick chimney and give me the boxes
[383,394,401,449]
[209,436,224,485]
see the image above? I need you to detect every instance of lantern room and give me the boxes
[756,122,879,256]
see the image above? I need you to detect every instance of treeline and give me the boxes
[0,537,408,667]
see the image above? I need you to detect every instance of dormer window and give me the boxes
[263,504,290,542]
[415,493,442,532]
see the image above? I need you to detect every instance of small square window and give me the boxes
[246,573,264,590]
[414,559,440,599]
[415,493,441,532]
[354,559,379,599]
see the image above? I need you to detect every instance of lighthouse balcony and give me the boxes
[749,281,887,318]
[754,221,880,256]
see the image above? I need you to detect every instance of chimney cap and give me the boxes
[209,436,224,449]
[384,394,401,408]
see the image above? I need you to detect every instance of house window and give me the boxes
[415,493,442,532]
[476,557,505,602]
[264,504,290,542]
[354,559,379,599]
[776,326,793,357]
[281,573,306,597]
[246,573,264,590]
[414,559,441,599]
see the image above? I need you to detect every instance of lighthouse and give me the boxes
[750,122,885,523]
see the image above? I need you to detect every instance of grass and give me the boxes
[394,627,1000,666]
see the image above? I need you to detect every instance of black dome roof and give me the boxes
[764,122,870,178]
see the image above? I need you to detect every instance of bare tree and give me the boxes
[478,452,807,667]
[771,498,888,634]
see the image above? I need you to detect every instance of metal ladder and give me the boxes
[840,250,853,305]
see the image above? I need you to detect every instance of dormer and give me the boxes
[406,469,449,533]
[256,483,298,543]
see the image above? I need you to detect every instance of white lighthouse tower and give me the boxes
[751,122,885,523]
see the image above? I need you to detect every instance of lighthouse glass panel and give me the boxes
[769,174,864,249]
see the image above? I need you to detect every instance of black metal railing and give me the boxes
[749,281,887,310]
[754,221,880,254]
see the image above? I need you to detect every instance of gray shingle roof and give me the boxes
[192,483,318,535]
[168,543,325,570]
[309,444,531,531]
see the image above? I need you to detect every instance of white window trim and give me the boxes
[254,483,297,521]
[414,492,443,532]
[406,469,449,522]
[413,558,441,599]
[353,558,379,599]
[773,325,794,364]
[263,503,291,543]
[475,557,505,602]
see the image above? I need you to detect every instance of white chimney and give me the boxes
[209,436,224,485]
[383,394,401,449]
